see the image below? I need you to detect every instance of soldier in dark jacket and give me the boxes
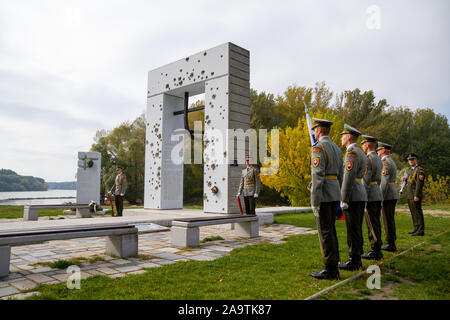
[108,166,127,217]
[338,124,368,271]
[404,153,425,236]
[309,118,343,280]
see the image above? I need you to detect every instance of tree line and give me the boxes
[0,169,48,192]
[90,82,449,205]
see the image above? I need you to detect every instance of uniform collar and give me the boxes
[381,155,388,160]
[319,136,330,142]
[411,164,419,170]
[368,150,377,156]
[347,142,357,150]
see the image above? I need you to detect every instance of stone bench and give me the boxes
[0,223,139,278]
[23,204,91,221]
[171,214,259,247]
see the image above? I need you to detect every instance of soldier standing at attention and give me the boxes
[237,156,260,215]
[339,124,368,271]
[108,166,127,217]
[309,118,343,280]
[360,135,383,260]
[377,142,399,251]
[404,153,425,236]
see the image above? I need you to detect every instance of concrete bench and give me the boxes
[0,223,139,278]
[171,214,259,247]
[23,204,91,221]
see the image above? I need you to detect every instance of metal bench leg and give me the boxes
[0,246,11,278]
[105,234,138,258]
[171,226,200,247]
[235,221,259,238]
[23,208,39,221]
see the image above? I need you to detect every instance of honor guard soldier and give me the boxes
[108,166,127,217]
[339,124,368,271]
[377,142,399,251]
[360,135,383,260]
[309,118,343,280]
[237,156,261,215]
[404,153,425,236]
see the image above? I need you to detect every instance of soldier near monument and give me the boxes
[339,124,368,271]
[377,142,399,251]
[108,166,127,217]
[237,156,260,215]
[360,135,383,260]
[309,118,343,280]
[404,153,425,236]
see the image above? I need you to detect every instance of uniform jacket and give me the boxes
[380,155,399,201]
[238,166,261,197]
[310,136,343,207]
[405,165,425,200]
[363,151,383,202]
[341,143,368,202]
[110,173,127,196]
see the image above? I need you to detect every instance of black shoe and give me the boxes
[361,250,383,260]
[381,244,396,252]
[412,232,424,236]
[408,231,416,235]
[338,259,363,271]
[309,268,339,280]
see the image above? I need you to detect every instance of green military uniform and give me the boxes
[309,118,343,280]
[378,142,399,251]
[405,153,425,235]
[339,124,367,271]
[361,135,383,260]
[237,162,260,215]
[110,170,127,217]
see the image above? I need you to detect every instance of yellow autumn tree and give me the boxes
[423,175,450,205]
[261,112,345,206]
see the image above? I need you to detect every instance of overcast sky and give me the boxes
[0,0,449,182]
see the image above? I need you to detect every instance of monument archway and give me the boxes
[144,42,250,214]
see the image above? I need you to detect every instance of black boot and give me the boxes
[408,231,416,234]
[338,259,362,271]
[361,250,383,260]
[381,242,396,252]
[412,232,424,236]
[309,268,339,280]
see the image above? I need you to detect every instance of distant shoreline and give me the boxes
[0,196,76,201]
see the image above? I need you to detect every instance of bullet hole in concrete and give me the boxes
[179,69,182,72]
[204,52,207,56]
[211,72,214,76]
[201,70,205,75]
[212,94,216,99]
[185,57,189,61]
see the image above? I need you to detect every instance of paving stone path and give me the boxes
[0,223,316,299]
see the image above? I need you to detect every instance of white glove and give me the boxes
[236,194,240,197]
[312,206,320,217]
[107,191,111,195]
[340,202,349,210]
[120,194,124,196]
[254,193,258,198]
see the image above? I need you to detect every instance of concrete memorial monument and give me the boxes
[76,152,101,217]
[145,42,251,214]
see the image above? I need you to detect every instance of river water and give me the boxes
[0,190,76,205]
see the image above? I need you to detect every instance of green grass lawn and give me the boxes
[0,206,70,219]
[24,208,450,300]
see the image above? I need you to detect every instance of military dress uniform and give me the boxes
[110,170,127,216]
[361,135,383,260]
[237,163,260,215]
[309,119,343,280]
[405,153,425,236]
[378,142,399,251]
[339,124,368,271]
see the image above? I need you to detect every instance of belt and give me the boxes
[370,181,378,185]
[245,184,255,187]
[388,182,395,184]
[355,178,362,183]
[325,175,337,180]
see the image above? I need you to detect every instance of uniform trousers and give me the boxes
[318,201,340,269]
[243,196,256,215]
[115,195,124,217]
[407,199,425,234]
[382,199,397,243]
[366,201,382,251]
[343,201,365,261]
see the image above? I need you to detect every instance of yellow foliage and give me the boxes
[261,112,345,206]
[423,175,450,204]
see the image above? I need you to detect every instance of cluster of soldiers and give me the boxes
[309,118,425,280]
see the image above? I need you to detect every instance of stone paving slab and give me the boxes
[0,213,315,300]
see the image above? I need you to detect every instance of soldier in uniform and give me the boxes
[404,153,425,236]
[108,166,127,217]
[309,118,343,280]
[377,142,399,251]
[360,135,383,260]
[339,124,368,271]
[237,156,260,215]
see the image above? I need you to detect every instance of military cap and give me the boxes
[311,118,333,130]
[376,142,392,151]
[340,124,362,136]
[360,135,377,144]
[407,153,418,160]
[116,165,123,170]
